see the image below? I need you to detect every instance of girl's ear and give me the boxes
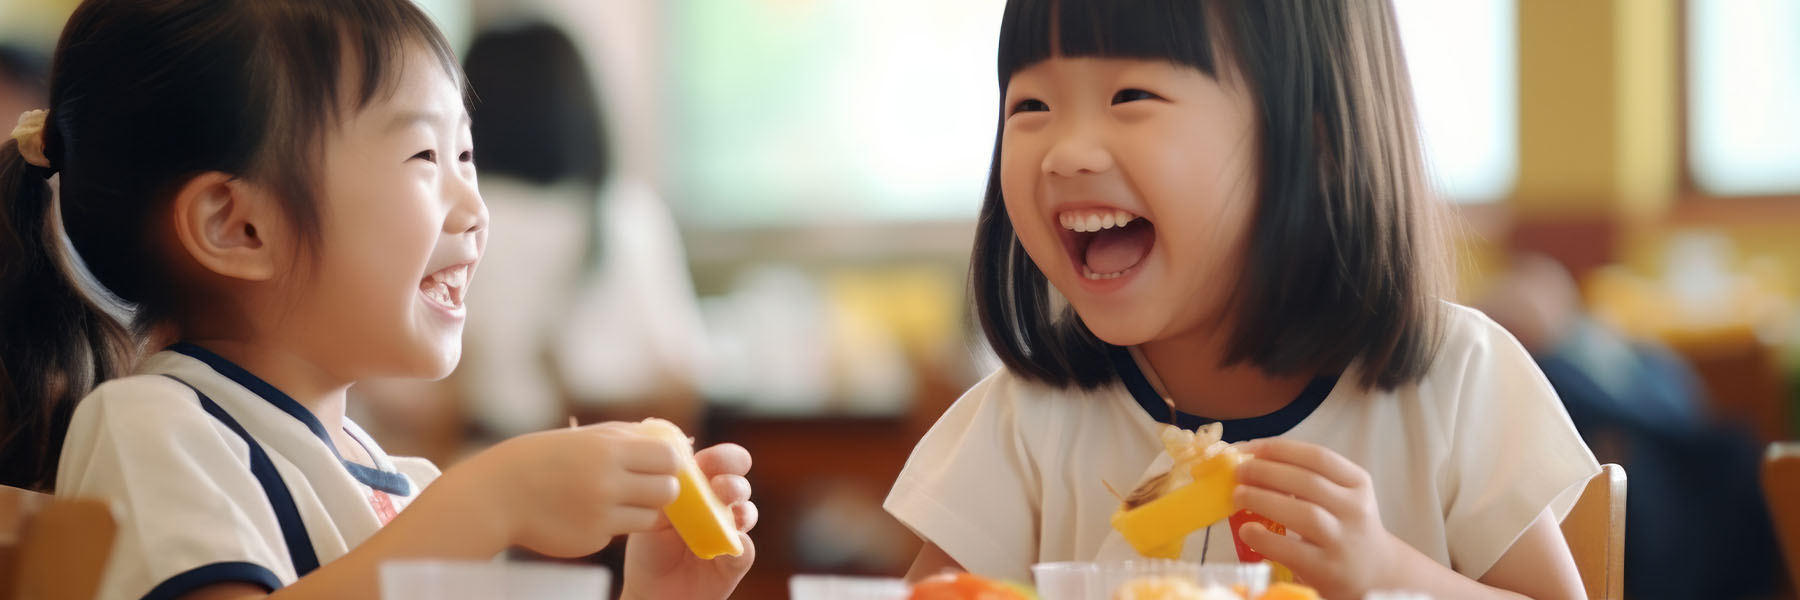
[168,173,289,282]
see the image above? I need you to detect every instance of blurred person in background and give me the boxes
[1480,253,1783,600]
[458,21,707,440]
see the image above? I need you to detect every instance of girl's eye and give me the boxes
[1010,98,1049,115]
[459,150,474,163]
[411,149,437,163]
[1112,89,1162,104]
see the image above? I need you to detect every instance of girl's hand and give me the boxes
[445,423,682,558]
[1232,439,1405,599]
[622,443,758,600]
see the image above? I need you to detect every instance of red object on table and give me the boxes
[1230,510,1297,583]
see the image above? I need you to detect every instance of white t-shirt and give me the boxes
[56,344,442,600]
[885,304,1599,583]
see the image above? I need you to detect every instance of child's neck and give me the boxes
[185,337,355,449]
[1135,330,1314,421]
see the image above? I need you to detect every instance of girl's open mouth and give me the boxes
[1057,207,1157,281]
[419,263,469,310]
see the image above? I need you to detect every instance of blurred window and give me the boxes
[1393,0,1517,204]
[1687,0,1800,196]
[665,0,1003,227]
[665,0,1515,227]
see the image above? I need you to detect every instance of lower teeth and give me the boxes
[1084,268,1126,280]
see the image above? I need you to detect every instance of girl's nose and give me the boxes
[1041,124,1115,177]
[445,175,488,235]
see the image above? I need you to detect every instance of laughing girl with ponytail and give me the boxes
[0,3,755,598]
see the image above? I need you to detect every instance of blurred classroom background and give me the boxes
[3,0,1798,598]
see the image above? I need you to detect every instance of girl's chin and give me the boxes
[1070,313,1163,348]
[403,341,462,380]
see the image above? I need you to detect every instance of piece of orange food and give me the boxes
[1110,577,1242,600]
[908,572,1037,600]
[1111,422,1249,558]
[633,418,745,559]
[1254,583,1321,600]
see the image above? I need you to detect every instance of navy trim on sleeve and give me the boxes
[1107,345,1339,442]
[161,375,322,578]
[167,342,413,496]
[140,561,281,600]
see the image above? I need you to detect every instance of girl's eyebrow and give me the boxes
[382,110,472,134]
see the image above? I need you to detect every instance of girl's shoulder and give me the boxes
[1411,301,1545,393]
[1314,303,1556,439]
[56,374,246,493]
[1350,301,1573,450]
[72,374,212,427]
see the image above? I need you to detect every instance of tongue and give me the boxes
[1084,219,1155,274]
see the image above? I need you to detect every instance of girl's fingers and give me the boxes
[711,474,752,504]
[1235,457,1354,515]
[606,505,664,534]
[1240,439,1368,489]
[694,443,753,477]
[1238,521,1322,569]
[1233,484,1343,547]
[614,436,682,475]
[618,472,681,509]
[732,500,759,532]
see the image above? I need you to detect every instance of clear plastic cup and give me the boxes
[788,575,913,600]
[1196,562,1272,598]
[379,560,609,600]
[1032,560,1211,600]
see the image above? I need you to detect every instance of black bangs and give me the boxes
[997,0,1220,90]
[268,0,464,122]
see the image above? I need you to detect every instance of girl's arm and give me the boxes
[175,424,684,600]
[1360,509,1581,600]
[1473,509,1587,599]
[904,541,966,583]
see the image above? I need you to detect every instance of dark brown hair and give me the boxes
[971,0,1447,392]
[0,0,462,491]
[464,21,609,266]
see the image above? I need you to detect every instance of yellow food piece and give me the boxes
[1111,451,1242,558]
[636,418,744,559]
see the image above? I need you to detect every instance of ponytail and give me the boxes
[0,127,132,492]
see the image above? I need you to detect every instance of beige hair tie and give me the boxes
[11,109,51,169]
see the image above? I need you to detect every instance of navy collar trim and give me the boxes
[1107,345,1337,443]
[168,343,413,496]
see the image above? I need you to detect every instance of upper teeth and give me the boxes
[427,265,467,289]
[422,265,468,307]
[1060,209,1138,233]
